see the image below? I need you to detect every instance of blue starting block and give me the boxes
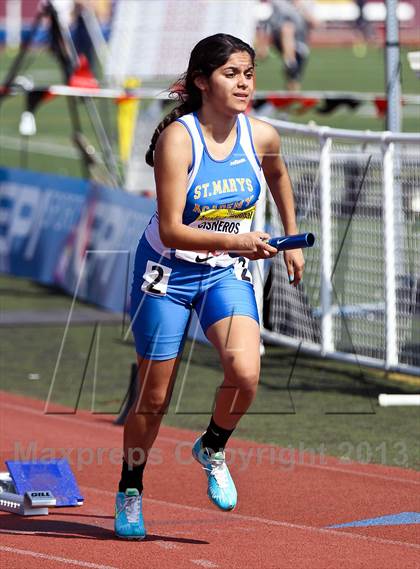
[0,459,84,516]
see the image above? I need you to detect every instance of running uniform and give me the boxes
[130,112,263,360]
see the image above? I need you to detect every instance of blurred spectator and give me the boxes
[71,0,112,72]
[72,0,112,24]
[352,0,375,57]
[72,2,94,69]
[255,0,275,60]
[256,0,318,91]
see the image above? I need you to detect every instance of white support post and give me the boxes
[385,0,402,133]
[379,394,420,407]
[319,136,334,355]
[382,142,398,368]
[5,0,21,49]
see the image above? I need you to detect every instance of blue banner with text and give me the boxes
[0,168,155,313]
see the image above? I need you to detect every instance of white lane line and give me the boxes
[0,529,60,536]
[83,486,420,551]
[154,541,180,550]
[2,400,420,486]
[0,546,117,569]
[191,560,219,568]
[293,462,420,485]
[0,135,81,159]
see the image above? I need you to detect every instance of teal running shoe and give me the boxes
[192,436,237,511]
[114,488,146,539]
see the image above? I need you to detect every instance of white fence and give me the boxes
[253,118,420,375]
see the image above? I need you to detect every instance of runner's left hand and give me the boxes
[283,249,305,286]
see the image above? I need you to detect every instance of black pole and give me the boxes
[0,1,45,107]
[114,363,140,426]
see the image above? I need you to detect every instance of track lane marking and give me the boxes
[2,401,419,486]
[0,546,117,569]
[82,486,420,550]
[154,541,181,550]
[0,529,68,536]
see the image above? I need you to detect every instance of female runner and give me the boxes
[115,33,304,539]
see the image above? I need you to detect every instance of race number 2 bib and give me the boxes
[141,261,172,296]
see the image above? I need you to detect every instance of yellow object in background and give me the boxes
[117,78,141,164]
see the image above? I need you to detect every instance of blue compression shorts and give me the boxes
[130,236,259,360]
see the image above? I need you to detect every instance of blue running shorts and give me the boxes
[130,236,259,360]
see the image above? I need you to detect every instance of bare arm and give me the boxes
[154,122,276,258]
[260,123,298,236]
[251,117,305,285]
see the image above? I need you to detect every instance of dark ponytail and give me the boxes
[145,33,255,167]
[145,85,201,167]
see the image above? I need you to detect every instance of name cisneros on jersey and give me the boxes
[197,220,241,234]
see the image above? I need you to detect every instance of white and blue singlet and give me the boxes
[130,112,263,360]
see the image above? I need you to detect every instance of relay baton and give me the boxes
[228,232,315,257]
[266,232,315,251]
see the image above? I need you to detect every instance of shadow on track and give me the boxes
[0,515,208,544]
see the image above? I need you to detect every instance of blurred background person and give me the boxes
[255,0,275,60]
[256,0,318,91]
[70,0,112,73]
[351,0,375,58]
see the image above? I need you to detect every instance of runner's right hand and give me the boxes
[230,232,278,260]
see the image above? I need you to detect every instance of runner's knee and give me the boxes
[137,387,170,415]
[223,359,260,393]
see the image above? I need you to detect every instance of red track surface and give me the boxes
[1,391,419,569]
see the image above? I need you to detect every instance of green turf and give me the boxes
[261,45,419,93]
[1,274,419,470]
[255,44,420,131]
[1,45,419,179]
